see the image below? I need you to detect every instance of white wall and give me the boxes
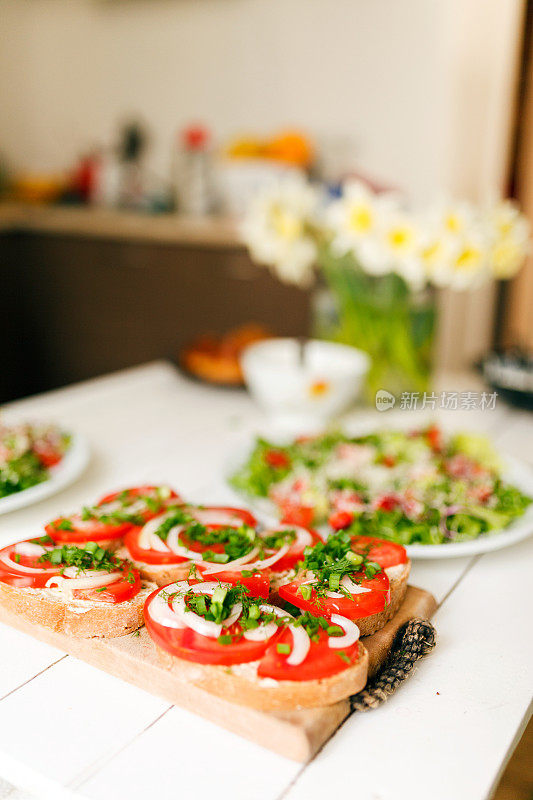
[0,0,447,200]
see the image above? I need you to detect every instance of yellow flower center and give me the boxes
[348,204,373,234]
[387,226,414,252]
[421,241,442,268]
[444,213,462,233]
[455,245,482,271]
[271,207,303,241]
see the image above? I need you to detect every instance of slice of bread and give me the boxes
[155,641,369,711]
[0,581,155,638]
[116,546,190,587]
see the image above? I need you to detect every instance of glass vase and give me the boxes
[314,250,437,403]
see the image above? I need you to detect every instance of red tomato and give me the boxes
[258,627,360,681]
[45,515,132,544]
[278,570,390,620]
[382,454,396,468]
[350,536,407,569]
[144,588,277,665]
[73,568,141,604]
[264,450,290,469]
[280,503,314,528]
[328,510,354,531]
[196,566,270,598]
[124,528,187,565]
[32,441,62,468]
[426,425,443,452]
[0,543,61,588]
[375,494,400,512]
[189,506,257,528]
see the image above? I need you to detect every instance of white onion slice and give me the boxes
[326,574,372,598]
[327,614,360,649]
[199,545,260,574]
[203,543,291,575]
[222,602,243,628]
[242,604,281,642]
[166,526,207,561]
[261,525,313,551]
[14,542,48,557]
[137,512,173,552]
[0,552,57,574]
[171,595,222,638]
[286,624,311,666]
[146,582,187,629]
[46,570,123,591]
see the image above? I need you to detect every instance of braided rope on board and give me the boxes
[350,618,437,712]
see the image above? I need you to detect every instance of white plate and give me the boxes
[225,437,533,560]
[0,433,90,515]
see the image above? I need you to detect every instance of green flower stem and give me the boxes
[317,248,436,401]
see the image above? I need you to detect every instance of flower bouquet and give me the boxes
[241,178,530,400]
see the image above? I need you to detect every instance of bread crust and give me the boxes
[116,546,190,587]
[356,560,411,636]
[0,581,154,638]
[155,642,369,711]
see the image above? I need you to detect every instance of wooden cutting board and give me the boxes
[0,585,436,762]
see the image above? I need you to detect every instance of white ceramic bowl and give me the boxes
[241,338,370,432]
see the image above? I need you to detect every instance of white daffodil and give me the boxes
[429,199,477,238]
[378,211,426,290]
[241,177,319,287]
[438,234,491,290]
[327,181,391,274]
[487,201,530,279]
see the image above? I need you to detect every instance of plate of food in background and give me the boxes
[227,423,533,558]
[178,323,272,387]
[0,421,89,514]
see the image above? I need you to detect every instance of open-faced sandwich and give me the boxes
[45,484,180,551]
[0,535,154,638]
[144,578,368,710]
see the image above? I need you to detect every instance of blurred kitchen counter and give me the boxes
[0,201,242,248]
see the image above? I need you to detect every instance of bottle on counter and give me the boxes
[173,124,216,216]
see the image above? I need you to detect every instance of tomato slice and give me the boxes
[195,567,270,599]
[73,568,141,604]
[144,588,277,665]
[32,441,63,468]
[96,485,181,523]
[0,543,61,588]
[350,536,407,570]
[124,505,258,566]
[258,627,360,681]
[278,570,390,620]
[279,503,315,528]
[45,515,132,544]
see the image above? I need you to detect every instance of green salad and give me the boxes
[230,426,531,545]
[0,423,71,499]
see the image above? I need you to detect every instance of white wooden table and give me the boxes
[0,361,531,800]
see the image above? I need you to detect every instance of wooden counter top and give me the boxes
[0,202,242,248]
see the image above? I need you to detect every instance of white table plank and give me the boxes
[0,627,65,700]
[0,657,169,788]
[75,704,300,800]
